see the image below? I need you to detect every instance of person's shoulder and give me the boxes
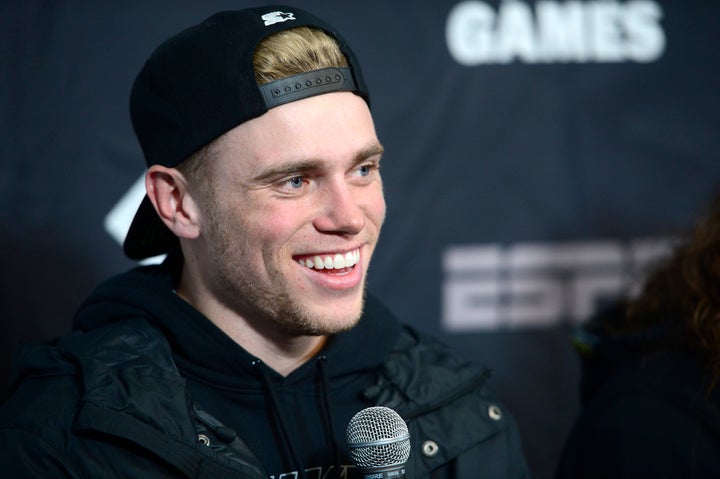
[588,349,715,409]
[57,316,169,361]
[558,388,720,478]
[379,326,529,478]
[558,349,720,478]
[579,349,720,432]
[0,317,175,463]
[0,346,81,460]
[382,324,501,409]
[391,324,488,377]
[0,318,168,423]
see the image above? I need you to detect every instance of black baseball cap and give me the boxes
[123,5,370,259]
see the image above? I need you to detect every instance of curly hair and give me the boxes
[626,192,720,386]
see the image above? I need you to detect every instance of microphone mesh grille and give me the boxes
[345,406,411,469]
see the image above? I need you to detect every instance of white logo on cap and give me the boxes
[262,11,296,26]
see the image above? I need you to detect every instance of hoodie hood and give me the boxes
[73,256,401,383]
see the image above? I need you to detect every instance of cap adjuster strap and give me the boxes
[258,67,357,109]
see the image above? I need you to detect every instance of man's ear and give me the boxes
[145,165,201,240]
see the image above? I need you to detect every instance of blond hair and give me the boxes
[253,26,348,85]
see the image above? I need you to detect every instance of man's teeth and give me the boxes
[298,250,360,270]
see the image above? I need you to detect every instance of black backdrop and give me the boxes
[2,2,719,478]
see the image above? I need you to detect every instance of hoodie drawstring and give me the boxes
[253,357,342,479]
[253,360,309,479]
[317,355,342,479]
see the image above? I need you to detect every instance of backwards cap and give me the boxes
[123,5,369,259]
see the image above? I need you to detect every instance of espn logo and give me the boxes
[442,238,674,330]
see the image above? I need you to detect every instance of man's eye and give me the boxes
[286,176,304,188]
[357,163,380,178]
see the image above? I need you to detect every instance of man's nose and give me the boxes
[312,180,365,235]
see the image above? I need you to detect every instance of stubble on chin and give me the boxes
[212,255,367,338]
[266,289,367,337]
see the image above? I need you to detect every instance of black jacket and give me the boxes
[0,262,529,478]
[555,304,720,478]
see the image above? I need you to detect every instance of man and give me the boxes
[0,6,529,478]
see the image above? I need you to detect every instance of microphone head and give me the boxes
[345,406,411,473]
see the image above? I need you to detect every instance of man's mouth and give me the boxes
[295,248,360,271]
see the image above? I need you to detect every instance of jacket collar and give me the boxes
[60,318,265,478]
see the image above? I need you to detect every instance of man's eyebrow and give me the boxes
[250,160,325,184]
[354,143,385,164]
[250,143,384,184]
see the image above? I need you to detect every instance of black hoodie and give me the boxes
[73,256,401,478]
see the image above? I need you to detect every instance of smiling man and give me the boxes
[169,91,385,375]
[0,6,529,479]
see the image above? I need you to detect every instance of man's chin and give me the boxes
[289,298,365,336]
[298,311,363,336]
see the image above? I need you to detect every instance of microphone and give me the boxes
[345,406,411,479]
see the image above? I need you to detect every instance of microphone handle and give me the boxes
[360,465,406,479]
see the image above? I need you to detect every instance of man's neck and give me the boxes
[175,274,326,377]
